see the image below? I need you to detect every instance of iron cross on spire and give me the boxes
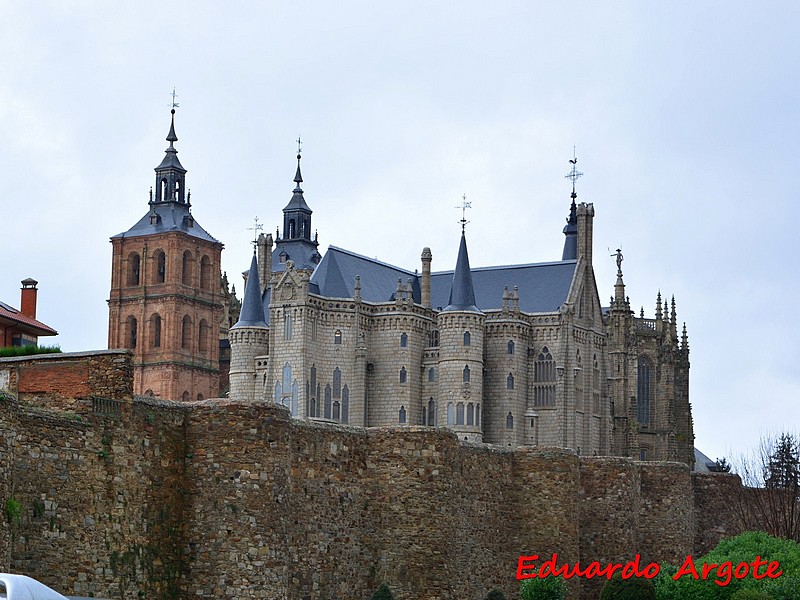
[456,194,472,232]
[170,87,179,110]
[565,147,583,198]
[247,216,264,250]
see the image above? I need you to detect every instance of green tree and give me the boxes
[599,573,656,600]
[520,576,564,600]
[484,589,506,600]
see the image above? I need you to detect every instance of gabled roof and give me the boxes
[112,203,219,243]
[311,246,421,302]
[431,260,576,313]
[0,301,58,337]
[309,245,576,313]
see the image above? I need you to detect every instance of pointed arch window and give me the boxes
[334,330,342,345]
[506,412,514,429]
[462,365,470,383]
[637,356,653,426]
[399,406,406,424]
[576,349,584,412]
[400,333,408,348]
[342,385,350,424]
[428,367,436,383]
[333,367,342,398]
[428,398,435,426]
[476,404,481,427]
[446,403,454,426]
[463,331,471,346]
[284,313,293,340]
[533,346,556,407]
[324,385,332,419]
[593,354,601,415]
[467,403,474,426]
[456,403,464,425]
[280,363,292,410]
[399,367,407,384]
[507,373,514,390]
[429,329,440,347]
[507,340,515,355]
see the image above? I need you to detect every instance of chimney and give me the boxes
[20,278,38,319]
[420,247,432,308]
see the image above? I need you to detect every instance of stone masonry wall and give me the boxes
[0,351,750,600]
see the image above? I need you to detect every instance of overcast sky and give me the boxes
[1,1,797,462]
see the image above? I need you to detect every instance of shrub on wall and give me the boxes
[656,532,800,600]
[369,583,394,600]
[484,589,506,600]
[0,345,61,357]
[520,576,565,600]
[599,573,656,600]
[730,589,774,600]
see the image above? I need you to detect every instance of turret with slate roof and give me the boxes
[229,252,270,402]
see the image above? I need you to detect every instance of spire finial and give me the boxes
[565,147,583,200]
[166,88,179,145]
[456,194,472,232]
[293,137,303,186]
[247,216,263,251]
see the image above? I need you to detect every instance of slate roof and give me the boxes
[271,241,322,274]
[233,254,268,328]
[309,246,576,313]
[0,301,58,336]
[112,203,219,243]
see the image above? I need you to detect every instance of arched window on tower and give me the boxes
[507,340,515,354]
[399,367,407,384]
[400,333,408,348]
[198,319,209,353]
[153,250,166,284]
[399,405,406,424]
[575,349,584,412]
[288,219,296,238]
[637,356,653,426]
[428,398,435,425]
[283,313,292,340]
[447,403,454,426]
[506,412,514,429]
[200,256,211,290]
[456,403,464,425]
[428,367,436,382]
[182,250,193,285]
[507,373,514,390]
[334,330,342,345]
[181,315,192,350]
[150,314,162,348]
[467,402,474,425]
[127,252,141,286]
[462,365,470,383]
[160,178,168,202]
[126,316,138,349]
[593,354,600,415]
[463,331,471,346]
[533,346,556,407]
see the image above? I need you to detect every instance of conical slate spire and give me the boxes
[167,109,178,144]
[444,231,480,312]
[294,153,303,187]
[562,197,578,260]
[232,253,267,328]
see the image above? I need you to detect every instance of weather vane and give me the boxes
[247,216,263,249]
[170,87,179,110]
[456,194,472,232]
[564,146,583,197]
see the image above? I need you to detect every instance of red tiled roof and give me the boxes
[0,301,58,336]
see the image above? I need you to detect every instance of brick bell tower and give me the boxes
[108,107,224,401]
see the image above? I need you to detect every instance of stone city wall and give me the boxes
[0,350,749,600]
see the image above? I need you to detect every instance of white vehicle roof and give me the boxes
[0,574,69,600]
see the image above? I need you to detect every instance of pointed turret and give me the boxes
[670,296,678,340]
[233,253,267,328]
[681,322,689,352]
[444,231,480,312]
